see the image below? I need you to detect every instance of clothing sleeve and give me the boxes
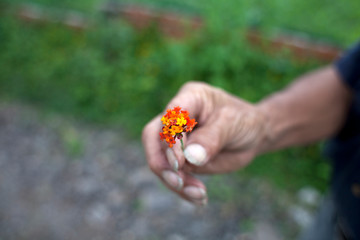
[330,41,360,240]
[335,42,360,91]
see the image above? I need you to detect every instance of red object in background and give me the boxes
[246,30,342,62]
[102,3,342,62]
[104,4,203,39]
[15,2,342,62]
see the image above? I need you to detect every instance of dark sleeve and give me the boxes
[331,42,360,240]
[335,42,360,91]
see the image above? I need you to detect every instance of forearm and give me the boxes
[256,66,352,153]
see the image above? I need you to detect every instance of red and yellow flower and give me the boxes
[159,106,197,148]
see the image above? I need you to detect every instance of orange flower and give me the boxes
[160,106,197,148]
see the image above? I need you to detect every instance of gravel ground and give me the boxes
[0,102,314,240]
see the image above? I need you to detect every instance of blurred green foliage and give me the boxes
[126,0,360,46]
[1,0,357,192]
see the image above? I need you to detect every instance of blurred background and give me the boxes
[0,0,359,239]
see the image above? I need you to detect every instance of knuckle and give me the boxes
[148,159,165,176]
[181,81,209,91]
[148,162,158,174]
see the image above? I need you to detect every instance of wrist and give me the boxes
[254,66,352,153]
[253,101,277,154]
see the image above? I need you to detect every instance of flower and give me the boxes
[160,106,197,148]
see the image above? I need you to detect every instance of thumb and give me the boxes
[183,109,231,166]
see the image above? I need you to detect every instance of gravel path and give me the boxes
[0,102,308,240]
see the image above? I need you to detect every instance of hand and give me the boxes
[142,82,268,205]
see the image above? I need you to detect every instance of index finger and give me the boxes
[142,116,186,196]
[165,81,208,122]
[142,115,170,176]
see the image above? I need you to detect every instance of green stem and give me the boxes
[180,139,184,151]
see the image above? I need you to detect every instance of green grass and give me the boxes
[5,0,359,45]
[105,0,360,46]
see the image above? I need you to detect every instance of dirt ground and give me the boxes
[0,101,315,240]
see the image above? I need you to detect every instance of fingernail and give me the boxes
[166,148,178,172]
[183,186,207,200]
[193,198,208,206]
[184,144,207,166]
[162,170,183,190]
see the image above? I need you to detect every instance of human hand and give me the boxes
[142,82,268,205]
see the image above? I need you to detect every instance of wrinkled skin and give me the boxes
[142,82,267,204]
[142,66,352,205]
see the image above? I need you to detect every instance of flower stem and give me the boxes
[180,139,184,151]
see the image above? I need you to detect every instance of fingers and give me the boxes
[162,134,187,172]
[161,170,184,191]
[160,82,213,171]
[142,116,207,205]
[144,82,250,205]
[162,170,208,205]
[161,137,208,205]
[166,82,202,113]
[180,172,208,205]
[160,85,246,172]
[142,115,171,177]
[165,81,212,122]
